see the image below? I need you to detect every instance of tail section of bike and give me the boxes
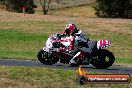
[97,40,112,49]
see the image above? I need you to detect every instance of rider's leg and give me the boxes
[69,51,91,65]
[69,52,81,65]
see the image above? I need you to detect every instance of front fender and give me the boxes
[42,47,59,52]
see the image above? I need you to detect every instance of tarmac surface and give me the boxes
[0,59,132,74]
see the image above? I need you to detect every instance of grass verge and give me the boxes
[0,19,132,65]
[0,4,132,64]
[0,66,131,88]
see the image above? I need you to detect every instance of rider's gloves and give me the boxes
[56,33,62,40]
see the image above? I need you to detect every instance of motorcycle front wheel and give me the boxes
[37,49,59,65]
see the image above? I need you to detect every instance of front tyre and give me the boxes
[37,49,59,65]
[91,49,115,69]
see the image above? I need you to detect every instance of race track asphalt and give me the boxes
[0,59,132,75]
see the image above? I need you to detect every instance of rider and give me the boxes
[60,23,95,66]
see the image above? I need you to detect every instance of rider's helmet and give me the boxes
[65,23,78,36]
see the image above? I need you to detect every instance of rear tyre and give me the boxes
[91,49,115,69]
[37,49,59,65]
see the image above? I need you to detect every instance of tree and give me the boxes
[39,0,51,15]
[93,0,132,18]
[0,0,36,14]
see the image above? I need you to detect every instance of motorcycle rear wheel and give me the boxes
[91,49,115,69]
[37,49,59,65]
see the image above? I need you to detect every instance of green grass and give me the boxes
[115,58,132,65]
[0,4,132,64]
[0,20,65,60]
[0,29,48,60]
[0,19,132,65]
[0,4,132,88]
[128,24,132,30]
[0,66,131,88]
[0,30,47,42]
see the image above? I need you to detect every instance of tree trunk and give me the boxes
[39,0,51,15]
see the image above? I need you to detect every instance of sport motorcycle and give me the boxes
[37,33,115,68]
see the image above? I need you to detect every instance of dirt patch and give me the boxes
[0,10,132,35]
[0,10,131,22]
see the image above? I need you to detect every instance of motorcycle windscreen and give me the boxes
[97,40,112,49]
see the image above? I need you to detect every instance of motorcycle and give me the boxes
[37,33,115,69]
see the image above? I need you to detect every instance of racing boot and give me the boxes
[69,51,91,66]
[69,52,81,66]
